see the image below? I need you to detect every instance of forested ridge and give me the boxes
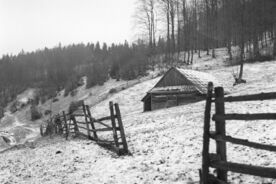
[0,41,149,113]
[1,0,276,118]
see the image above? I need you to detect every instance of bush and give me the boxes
[40,96,47,104]
[44,109,52,116]
[109,88,117,94]
[70,90,77,97]
[68,100,84,114]
[52,98,59,102]
[10,102,17,113]
[0,106,4,119]
[30,105,42,121]
[64,76,81,97]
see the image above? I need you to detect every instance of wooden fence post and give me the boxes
[109,101,120,149]
[202,82,213,184]
[82,104,91,139]
[63,111,69,140]
[86,105,98,140]
[71,115,79,135]
[114,103,128,154]
[214,87,227,182]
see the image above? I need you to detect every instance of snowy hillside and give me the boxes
[0,59,276,183]
[0,73,157,149]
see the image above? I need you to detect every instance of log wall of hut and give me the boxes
[150,93,203,111]
[143,94,152,111]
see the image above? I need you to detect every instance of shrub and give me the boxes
[44,109,52,116]
[52,98,59,102]
[109,88,117,94]
[0,106,4,119]
[40,96,47,104]
[30,105,42,121]
[64,76,81,97]
[68,100,84,114]
[70,90,77,97]
[10,102,17,113]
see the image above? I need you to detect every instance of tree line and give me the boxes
[0,41,149,115]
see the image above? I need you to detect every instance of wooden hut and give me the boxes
[141,67,221,111]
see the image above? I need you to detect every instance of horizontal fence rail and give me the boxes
[210,160,276,179]
[201,82,276,184]
[212,113,276,121]
[209,131,276,152]
[222,92,276,103]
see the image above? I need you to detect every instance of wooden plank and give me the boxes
[214,87,227,182]
[210,160,276,179]
[89,127,119,132]
[97,116,112,122]
[202,82,213,184]
[94,120,112,128]
[71,116,79,133]
[115,103,128,154]
[213,113,276,121]
[222,92,276,103]
[62,111,69,140]
[109,101,120,149]
[209,132,276,151]
[86,105,98,140]
[72,114,86,117]
[82,104,91,138]
[78,126,90,131]
[76,121,87,125]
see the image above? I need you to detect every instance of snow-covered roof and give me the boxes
[176,68,221,94]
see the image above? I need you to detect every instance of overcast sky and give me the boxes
[0,0,136,56]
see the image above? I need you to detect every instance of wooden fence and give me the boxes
[41,101,129,156]
[201,82,276,183]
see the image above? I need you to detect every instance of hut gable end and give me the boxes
[154,68,193,88]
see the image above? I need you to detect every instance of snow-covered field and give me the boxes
[1,58,276,183]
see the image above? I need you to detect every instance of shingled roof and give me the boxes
[175,68,221,94]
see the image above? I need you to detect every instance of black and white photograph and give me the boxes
[0,0,276,183]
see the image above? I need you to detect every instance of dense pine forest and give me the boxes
[1,0,276,118]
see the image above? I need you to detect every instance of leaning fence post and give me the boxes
[71,115,79,135]
[202,82,213,184]
[214,87,227,182]
[86,105,98,140]
[114,103,128,154]
[63,111,69,140]
[109,101,120,150]
[82,104,91,139]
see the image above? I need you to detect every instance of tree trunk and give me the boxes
[205,0,210,55]
[253,34,260,60]
[166,1,171,61]
[238,0,246,82]
[170,3,176,54]
[274,24,276,57]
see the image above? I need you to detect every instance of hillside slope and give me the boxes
[0,73,157,149]
[0,60,276,183]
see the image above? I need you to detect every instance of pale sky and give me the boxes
[0,0,136,56]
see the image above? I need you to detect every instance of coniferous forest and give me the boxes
[1,0,276,117]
